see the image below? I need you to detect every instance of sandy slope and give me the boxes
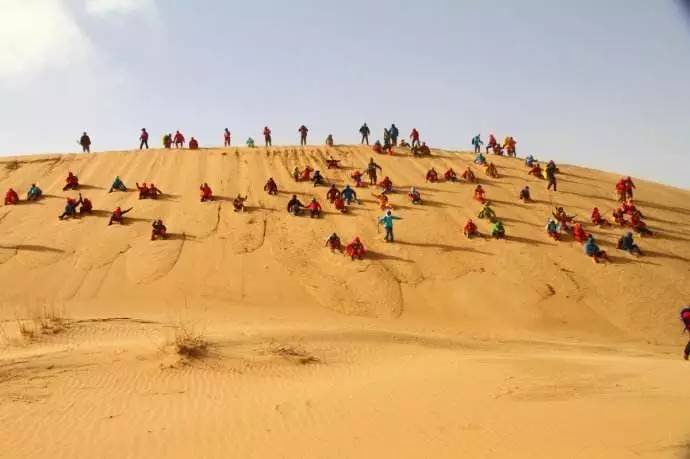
[0,145,688,458]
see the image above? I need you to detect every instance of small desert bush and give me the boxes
[172,323,208,359]
[32,305,66,335]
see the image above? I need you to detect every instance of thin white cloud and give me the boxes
[0,0,91,81]
[85,0,156,16]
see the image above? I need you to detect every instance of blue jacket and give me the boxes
[390,125,399,137]
[379,214,401,229]
[342,187,356,200]
[584,239,599,256]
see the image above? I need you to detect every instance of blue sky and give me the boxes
[1,0,689,188]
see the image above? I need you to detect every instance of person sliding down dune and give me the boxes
[462,166,476,183]
[519,186,531,202]
[351,170,365,188]
[553,207,575,232]
[4,188,19,205]
[264,178,278,195]
[546,218,561,240]
[326,185,340,203]
[109,176,127,193]
[287,195,304,216]
[572,223,588,244]
[151,220,167,240]
[345,237,366,260]
[26,184,42,201]
[233,194,247,212]
[584,235,608,263]
[528,163,544,179]
[617,232,642,256]
[108,206,132,225]
[333,196,347,213]
[325,233,342,252]
[464,219,480,238]
[296,166,313,182]
[378,176,393,194]
[591,207,609,226]
[373,192,391,211]
[630,210,652,236]
[326,156,340,169]
[485,162,499,178]
[306,198,322,218]
[341,185,358,204]
[59,195,82,220]
[408,187,422,205]
[473,185,487,203]
[63,172,79,191]
[426,168,439,183]
[79,196,93,214]
[474,152,487,165]
[312,170,325,187]
[490,221,506,239]
[444,168,458,182]
[200,183,213,202]
[477,202,496,221]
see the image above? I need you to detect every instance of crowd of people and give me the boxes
[4,125,687,358]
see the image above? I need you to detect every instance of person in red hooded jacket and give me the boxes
[264,178,278,195]
[425,168,439,183]
[410,128,420,148]
[200,183,213,202]
[326,184,340,203]
[108,206,132,225]
[188,137,199,150]
[345,237,366,260]
[464,219,479,238]
[4,188,19,205]
[263,126,272,147]
[306,198,322,218]
[173,130,185,148]
[139,128,149,150]
[63,172,79,191]
[623,176,636,200]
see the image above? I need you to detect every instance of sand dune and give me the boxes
[0,145,688,458]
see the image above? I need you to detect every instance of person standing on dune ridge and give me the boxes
[224,128,231,147]
[263,126,272,147]
[298,125,308,145]
[359,123,370,145]
[139,128,149,150]
[79,132,91,153]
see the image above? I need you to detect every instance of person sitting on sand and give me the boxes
[372,141,383,154]
[519,186,531,202]
[546,218,561,240]
[444,168,459,182]
[306,197,322,218]
[79,196,93,214]
[478,202,496,221]
[473,185,487,203]
[246,137,255,148]
[333,195,347,213]
[620,199,639,216]
[485,162,499,178]
[462,166,476,183]
[325,134,334,147]
[188,137,199,150]
[630,210,652,236]
[326,157,340,169]
[109,176,127,193]
[136,182,149,200]
[312,170,325,187]
[297,166,313,182]
[553,207,575,232]
[326,184,341,203]
[345,237,366,260]
[474,152,487,165]
[374,192,391,210]
[379,176,393,194]
[584,235,608,263]
[617,232,642,256]
[419,142,431,155]
[591,207,609,226]
[325,233,342,252]
[264,178,278,195]
[612,208,627,226]
[287,195,304,216]
[4,188,19,205]
[464,219,479,238]
[151,219,167,240]
[408,187,422,205]
[26,184,42,201]
[341,185,358,204]
[426,167,439,183]
[528,163,544,179]
[351,170,365,187]
[59,195,82,220]
[200,183,213,202]
[399,139,410,147]
[233,194,247,212]
[173,130,185,148]
[572,222,588,244]
[491,221,506,239]
[63,172,79,191]
[525,155,537,167]
[108,206,132,225]
[493,143,504,156]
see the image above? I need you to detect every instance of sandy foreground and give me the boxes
[0,145,689,458]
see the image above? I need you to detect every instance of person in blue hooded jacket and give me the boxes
[390,124,399,146]
[378,210,402,243]
[584,235,608,263]
[341,185,358,204]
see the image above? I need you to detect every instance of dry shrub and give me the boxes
[173,323,208,359]
[32,305,66,335]
[272,345,320,365]
[16,319,35,341]
[4,161,20,171]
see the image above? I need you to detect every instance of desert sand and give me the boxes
[0,145,688,458]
